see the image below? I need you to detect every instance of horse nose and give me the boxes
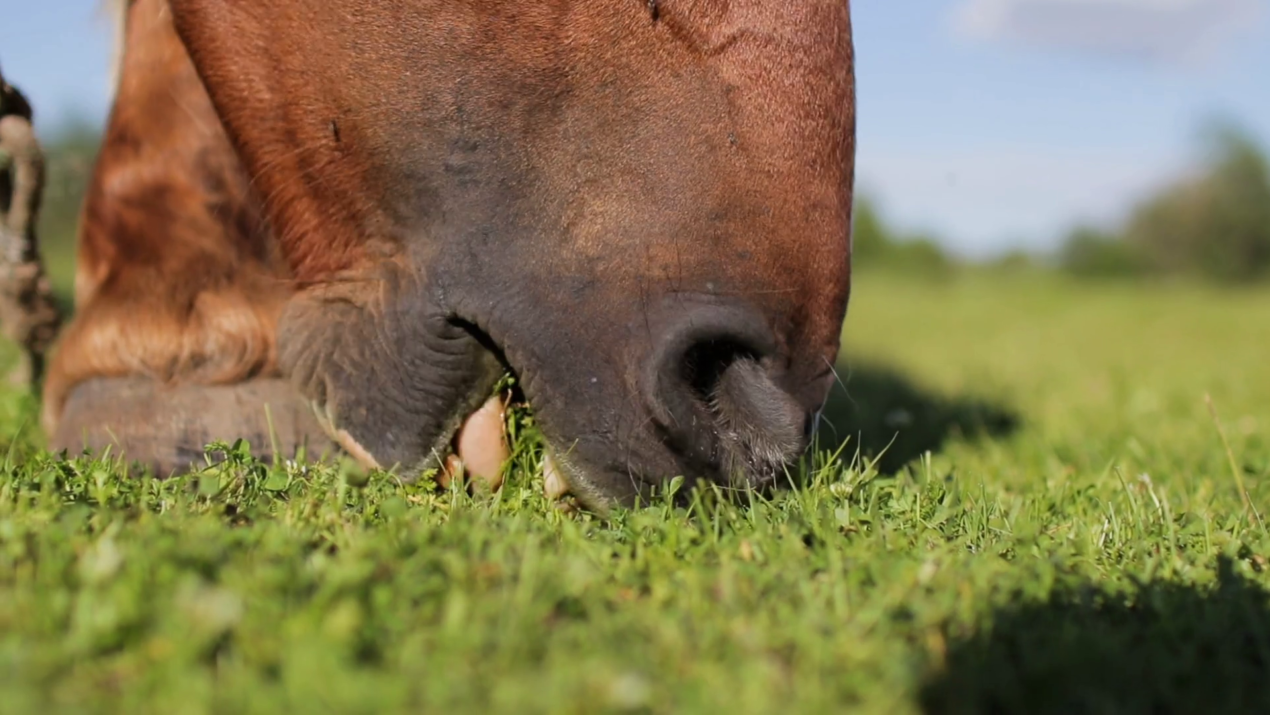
[644,302,808,484]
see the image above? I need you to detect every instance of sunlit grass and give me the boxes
[0,270,1267,714]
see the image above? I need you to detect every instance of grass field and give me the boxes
[0,269,1267,714]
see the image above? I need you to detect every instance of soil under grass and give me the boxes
[0,270,1267,714]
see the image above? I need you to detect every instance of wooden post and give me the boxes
[0,63,65,391]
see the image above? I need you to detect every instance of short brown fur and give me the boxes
[41,0,291,435]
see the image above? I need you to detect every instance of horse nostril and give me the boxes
[707,357,807,468]
[645,304,773,428]
[682,338,759,406]
[644,303,807,484]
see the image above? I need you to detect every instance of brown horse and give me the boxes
[43,0,856,512]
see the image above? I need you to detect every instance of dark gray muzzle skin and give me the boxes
[439,285,832,513]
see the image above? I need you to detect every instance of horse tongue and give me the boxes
[440,393,578,508]
[440,393,510,491]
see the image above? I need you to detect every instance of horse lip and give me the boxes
[540,445,619,517]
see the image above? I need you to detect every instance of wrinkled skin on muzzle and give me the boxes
[169,0,855,511]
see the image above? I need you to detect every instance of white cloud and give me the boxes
[953,0,1265,67]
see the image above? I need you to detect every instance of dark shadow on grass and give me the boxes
[920,556,1270,715]
[815,359,1020,475]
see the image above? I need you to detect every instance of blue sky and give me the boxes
[2,0,1267,257]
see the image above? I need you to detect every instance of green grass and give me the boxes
[0,270,1268,714]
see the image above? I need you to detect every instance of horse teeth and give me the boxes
[438,453,464,490]
[543,451,571,501]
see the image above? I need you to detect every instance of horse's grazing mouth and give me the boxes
[428,299,821,514]
[430,386,593,512]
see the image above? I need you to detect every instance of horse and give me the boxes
[44,0,856,512]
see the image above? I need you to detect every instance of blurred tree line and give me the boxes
[851,194,955,277]
[1059,122,1270,284]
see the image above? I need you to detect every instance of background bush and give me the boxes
[852,193,955,278]
[34,118,99,304]
[1058,122,1270,285]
